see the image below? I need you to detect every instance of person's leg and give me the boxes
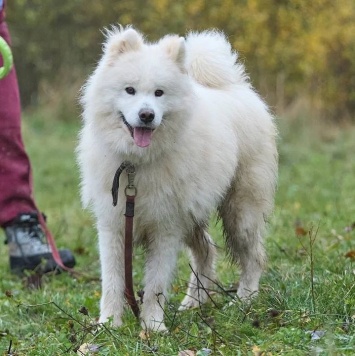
[0,8,75,273]
[0,21,38,226]
[0,129,38,224]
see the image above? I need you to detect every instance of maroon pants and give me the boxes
[0,9,38,226]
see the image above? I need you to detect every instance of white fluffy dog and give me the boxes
[77,26,278,331]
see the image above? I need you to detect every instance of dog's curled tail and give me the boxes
[185,30,248,88]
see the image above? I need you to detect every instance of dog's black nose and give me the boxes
[139,109,155,123]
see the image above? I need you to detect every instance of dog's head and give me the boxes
[81,26,193,152]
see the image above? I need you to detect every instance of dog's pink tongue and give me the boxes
[133,127,153,148]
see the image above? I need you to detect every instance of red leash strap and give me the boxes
[38,211,99,280]
[37,212,74,272]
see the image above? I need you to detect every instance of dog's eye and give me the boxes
[155,89,164,97]
[125,87,136,95]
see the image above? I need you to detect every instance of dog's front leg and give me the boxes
[140,234,182,332]
[97,223,125,327]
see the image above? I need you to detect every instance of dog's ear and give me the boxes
[104,27,144,63]
[160,35,186,71]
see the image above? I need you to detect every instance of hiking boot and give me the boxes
[4,212,76,274]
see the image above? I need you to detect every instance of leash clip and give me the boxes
[125,164,137,197]
[112,161,137,206]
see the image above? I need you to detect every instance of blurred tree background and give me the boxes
[6,0,355,121]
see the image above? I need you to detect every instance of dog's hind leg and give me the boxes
[179,227,217,311]
[218,159,276,299]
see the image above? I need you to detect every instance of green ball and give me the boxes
[0,36,13,80]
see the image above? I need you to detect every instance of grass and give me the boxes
[0,113,355,355]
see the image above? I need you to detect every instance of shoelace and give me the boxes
[13,220,49,262]
[26,223,48,246]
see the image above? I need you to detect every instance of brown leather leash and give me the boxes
[112,161,140,319]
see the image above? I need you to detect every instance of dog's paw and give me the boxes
[99,314,122,328]
[178,295,200,311]
[236,285,258,300]
[227,287,258,307]
[141,319,168,333]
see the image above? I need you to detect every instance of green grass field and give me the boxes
[0,114,354,355]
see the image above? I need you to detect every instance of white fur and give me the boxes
[77,26,278,331]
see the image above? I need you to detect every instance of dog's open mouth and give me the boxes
[120,112,154,148]
[133,127,154,148]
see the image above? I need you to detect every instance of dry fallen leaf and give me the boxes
[139,330,150,340]
[306,330,326,340]
[344,222,355,232]
[295,226,308,236]
[294,219,308,237]
[345,250,355,260]
[251,345,274,356]
[252,345,262,356]
[178,351,195,356]
[77,343,100,355]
